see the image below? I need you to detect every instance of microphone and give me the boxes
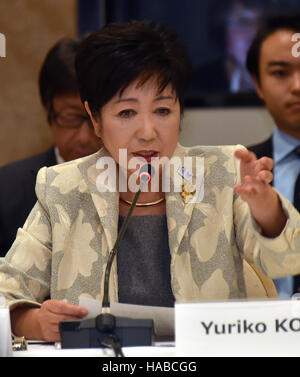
[102,163,155,310]
[59,164,155,353]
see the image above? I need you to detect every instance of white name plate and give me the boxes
[0,306,12,357]
[175,299,300,357]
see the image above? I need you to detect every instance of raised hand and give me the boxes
[234,149,287,238]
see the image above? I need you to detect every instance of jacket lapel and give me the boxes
[78,148,120,302]
[77,148,119,251]
[166,144,203,256]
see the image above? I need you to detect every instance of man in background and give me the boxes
[247,13,300,297]
[0,38,103,257]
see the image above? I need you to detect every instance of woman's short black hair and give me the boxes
[75,20,192,115]
[246,13,300,80]
[39,37,80,112]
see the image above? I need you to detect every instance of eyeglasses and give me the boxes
[50,109,93,129]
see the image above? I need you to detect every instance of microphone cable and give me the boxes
[98,164,154,357]
[102,164,154,310]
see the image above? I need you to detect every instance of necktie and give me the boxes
[293,147,300,293]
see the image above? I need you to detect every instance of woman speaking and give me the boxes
[0,21,299,342]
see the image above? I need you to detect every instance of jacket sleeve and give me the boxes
[0,167,52,310]
[233,150,300,279]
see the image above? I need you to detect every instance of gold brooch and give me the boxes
[180,183,196,205]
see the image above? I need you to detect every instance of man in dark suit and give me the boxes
[0,38,103,257]
[247,14,300,297]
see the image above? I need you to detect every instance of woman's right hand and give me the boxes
[11,299,88,342]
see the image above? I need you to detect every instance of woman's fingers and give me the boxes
[37,300,88,341]
[258,156,274,171]
[257,169,273,184]
[45,300,88,317]
[234,148,257,164]
[235,148,274,185]
[234,175,268,201]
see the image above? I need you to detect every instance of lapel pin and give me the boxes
[178,166,195,205]
[180,183,196,205]
[178,166,192,182]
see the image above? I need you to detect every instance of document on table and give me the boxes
[79,297,174,338]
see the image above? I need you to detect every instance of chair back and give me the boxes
[243,259,278,299]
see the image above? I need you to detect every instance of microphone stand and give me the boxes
[102,175,147,310]
[59,166,155,353]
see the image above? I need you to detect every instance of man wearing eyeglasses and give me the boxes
[48,93,101,163]
[0,38,103,257]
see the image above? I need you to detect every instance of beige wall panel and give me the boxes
[0,0,77,166]
[180,107,274,148]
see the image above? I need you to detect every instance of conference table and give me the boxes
[6,299,300,357]
[12,341,176,357]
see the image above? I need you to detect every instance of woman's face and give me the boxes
[87,77,181,178]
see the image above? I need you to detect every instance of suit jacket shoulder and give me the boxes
[0,147,56,185]
[248,136,273,159]
[0,147,56,257]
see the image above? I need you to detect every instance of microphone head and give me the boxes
[139,164,155,183]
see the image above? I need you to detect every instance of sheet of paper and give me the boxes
[79,296,174,338]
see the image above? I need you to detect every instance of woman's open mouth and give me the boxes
[132,151,159,163]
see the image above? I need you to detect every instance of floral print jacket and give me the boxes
[1,144,300,309]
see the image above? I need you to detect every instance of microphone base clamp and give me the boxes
[59,315,154,349]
